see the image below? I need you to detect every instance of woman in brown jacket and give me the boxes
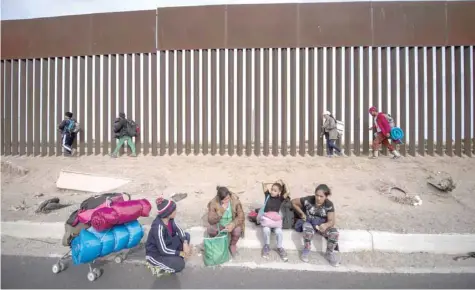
[207,186,245,256]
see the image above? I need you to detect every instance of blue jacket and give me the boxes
[145,216,188,258]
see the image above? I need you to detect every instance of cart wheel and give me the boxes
[114,256,123,264]
[93,268,103,278]
[59,261,66,271]
[52,263,61,274]
[87,272,96,282]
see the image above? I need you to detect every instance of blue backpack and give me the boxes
[66,120,80,133]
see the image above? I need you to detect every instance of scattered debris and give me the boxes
[194,190,204,195]
[56,170,130,193]
[453,252,475,261]
[35,197,72,214]
[382,186,423,206]
[34,193,45,198]
[1,160,29,176]
[427,172,456,192]
[171,193,188,202]
[11,200,28,211]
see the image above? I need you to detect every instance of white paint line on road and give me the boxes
[220,262,475,274]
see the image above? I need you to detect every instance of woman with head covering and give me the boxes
[321,110,344,157]
[145,197,191,276]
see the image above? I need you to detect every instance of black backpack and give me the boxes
[280,199,295,229]
[126,119,139,137]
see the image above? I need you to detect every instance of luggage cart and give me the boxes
[52,193,133,282]
[51,248,130,282]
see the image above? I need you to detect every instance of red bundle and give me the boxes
[90,199,152,231]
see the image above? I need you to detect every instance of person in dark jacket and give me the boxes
[111,112,136,157]
[58,112,77,156]
[145,197,191,277]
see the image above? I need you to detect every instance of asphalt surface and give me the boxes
[2,255,475,289]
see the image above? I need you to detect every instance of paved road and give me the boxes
[2,255,475,289]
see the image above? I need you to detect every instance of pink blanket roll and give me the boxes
[77,195,125,224]
[90,199,152,232]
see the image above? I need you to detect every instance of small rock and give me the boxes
[171,193,188,203]
[34,193,45,198]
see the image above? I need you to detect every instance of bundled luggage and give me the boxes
[54,192,150,282]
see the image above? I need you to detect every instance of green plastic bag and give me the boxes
[203,231,230,266]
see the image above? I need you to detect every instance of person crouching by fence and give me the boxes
[207,186,245,257]
[145,197,191,277]
[291,184,340,267]
[57,112,77,157]
[368,107,401,159]
[111,112,136,158]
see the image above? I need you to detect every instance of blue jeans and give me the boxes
[326,138,341,156]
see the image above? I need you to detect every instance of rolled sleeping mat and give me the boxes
[390,127,404,141]
[87,227,116,257]
[124,220,144,249]
[71,229,102,265]
[90,199,152,232]
[111,224,130,252]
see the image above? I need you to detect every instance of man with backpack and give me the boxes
[111,112,137,158]
[368,106,400,159]
[58,112,78,157]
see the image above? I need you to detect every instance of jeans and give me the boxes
[112,136,136,155]
[326,138,341,156]
[262,226,283,248]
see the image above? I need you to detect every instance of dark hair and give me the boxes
[272,183,284,194]
[65,112,73,118]
[315,184,331,197]
[216,186,230,200]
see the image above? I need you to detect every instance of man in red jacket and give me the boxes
[369,107,400,159]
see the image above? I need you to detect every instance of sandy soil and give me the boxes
[1,154,474,233]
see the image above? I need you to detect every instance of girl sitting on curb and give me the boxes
[259,180,289,262]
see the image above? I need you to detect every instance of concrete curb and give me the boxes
[2,221,474,255]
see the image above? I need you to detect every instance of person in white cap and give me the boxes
[321,111,344,157]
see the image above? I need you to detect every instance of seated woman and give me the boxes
[145,197,191,276]
[291,184,340,266]
[207,186,245,256]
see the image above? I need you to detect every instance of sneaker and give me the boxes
[262,245,270,259]
[110,153,118,158]
[300,242,311,263]
[325,250,340,267]
[130,153,137,157]
[277,248,288,262]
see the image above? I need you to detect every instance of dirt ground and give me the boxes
[1,154,475,234]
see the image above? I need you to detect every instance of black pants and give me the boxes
[62,133,75,154]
